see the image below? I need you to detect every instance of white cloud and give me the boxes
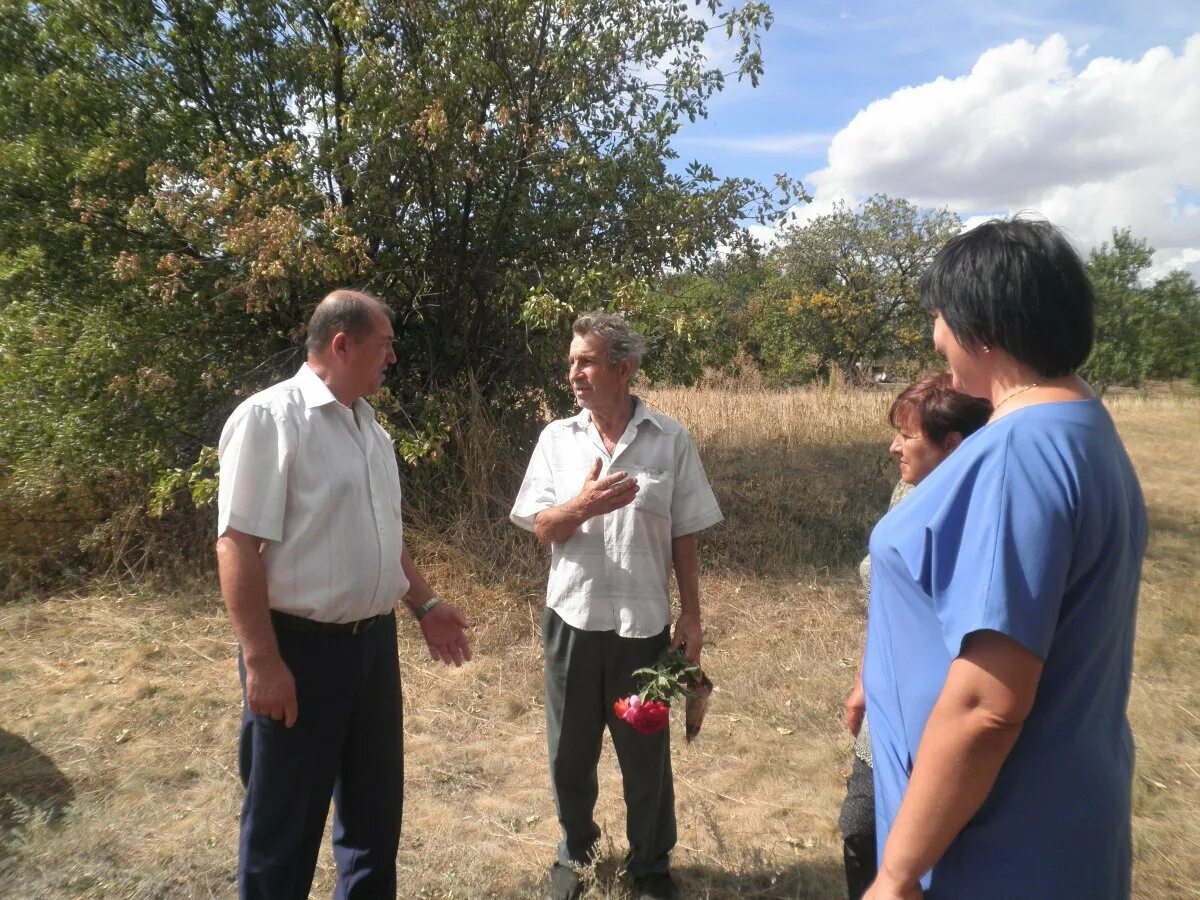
[796,33,1200,277]
[1148,247,1200,282]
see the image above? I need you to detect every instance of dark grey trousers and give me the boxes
[542,607,676,877]
[838,756,876,900]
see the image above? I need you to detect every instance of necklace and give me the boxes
[994,382,1040,412]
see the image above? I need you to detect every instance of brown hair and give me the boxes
[888,372,993,447]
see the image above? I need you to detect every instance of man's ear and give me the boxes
[330,331,350,358]
[943,431,964,452]
[618,358,636,385]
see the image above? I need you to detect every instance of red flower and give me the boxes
[613,694,670,735]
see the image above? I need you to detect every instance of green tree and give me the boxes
[0,0,799,578]
[1143,270,1200,382]
[749,195,960,383]
[636,231,770,382]
[1082,229,1200,392]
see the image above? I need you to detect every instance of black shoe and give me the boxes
[634,872,680,900]
[546,863,584,900]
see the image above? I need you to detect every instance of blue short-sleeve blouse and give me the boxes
[864,398,1147,898]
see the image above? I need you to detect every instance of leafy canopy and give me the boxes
[0,0,800,577]
[1082,229,1200,392]
[748,195,960,383]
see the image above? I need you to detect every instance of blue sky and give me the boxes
[673,0,1200,276]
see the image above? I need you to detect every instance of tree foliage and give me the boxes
[1081,229,1200,393]
[748,196,959,382]
[628,233,770,382]
[0,0,799,577]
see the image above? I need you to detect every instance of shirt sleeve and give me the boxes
[916,432,1075,660]
[217,404,293,542]
[669,431,724,538]
[510,430,557,532]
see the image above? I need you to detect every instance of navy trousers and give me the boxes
[237,613,403,900]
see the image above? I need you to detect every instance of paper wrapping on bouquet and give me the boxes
[684,671,714,744]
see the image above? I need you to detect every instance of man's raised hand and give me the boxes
[573,457,639,518]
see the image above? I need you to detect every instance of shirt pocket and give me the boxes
[630,465,674,519]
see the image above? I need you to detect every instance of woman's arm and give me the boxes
[846,655,866,736]
[866,630,1044,899]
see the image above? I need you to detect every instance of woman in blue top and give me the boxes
[862,218,1147,900]
[841,373,992,900]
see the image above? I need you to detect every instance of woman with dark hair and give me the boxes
[862,218,1147,900]
[840,373,991,899]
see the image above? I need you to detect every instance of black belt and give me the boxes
[270,610,390,635]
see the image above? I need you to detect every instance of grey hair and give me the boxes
[572,311,647,370]
[305,289,394,355]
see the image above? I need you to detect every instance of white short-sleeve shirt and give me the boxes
[217,363,410,623]
[510,399,723,637]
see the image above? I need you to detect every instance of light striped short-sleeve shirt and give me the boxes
[217,363,410,624]
[511,399,723,638]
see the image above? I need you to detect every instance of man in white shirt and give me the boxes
[511,312,723,900]
[216,290,471,900]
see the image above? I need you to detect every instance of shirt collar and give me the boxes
[296,363,339,409]
[294,363,374,419]
[569,396,665,432]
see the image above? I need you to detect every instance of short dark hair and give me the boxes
[920,217,1094,377]
[889,372,993,446]
[305,290,395,355]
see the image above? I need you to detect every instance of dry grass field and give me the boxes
[1,387,1197,899]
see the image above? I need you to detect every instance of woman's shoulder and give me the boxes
[994,396,1108,431]
[914,399,1134,530]
[898,406,1077,512]
[991,398,1120,465]
[949,398,1107,457]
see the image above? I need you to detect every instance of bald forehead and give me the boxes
[319,289,378,312]
[304,289,394,354]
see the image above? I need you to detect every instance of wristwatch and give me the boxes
[413,596,441,621]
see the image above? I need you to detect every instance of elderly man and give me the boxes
[216,290,471,899]
[511,312,723,900]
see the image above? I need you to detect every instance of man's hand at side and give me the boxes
[216,526,298,727]
[244,653,299,727]
[670,533,703,664]
[670,610,703,665]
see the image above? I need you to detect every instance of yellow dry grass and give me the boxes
[0,387,1196,898]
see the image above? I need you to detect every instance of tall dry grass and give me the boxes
[0,387,1196,898]
[646,386,896,572]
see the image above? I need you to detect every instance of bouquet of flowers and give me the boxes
[613,647,714,742]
